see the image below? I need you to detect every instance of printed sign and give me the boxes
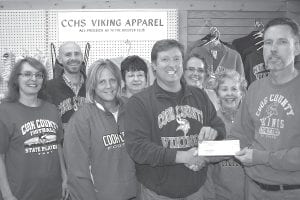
[58,10,168,41]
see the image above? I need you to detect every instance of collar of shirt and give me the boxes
[62,73,84,96]
[95,101,119,122]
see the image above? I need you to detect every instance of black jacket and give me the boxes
[125,80,225,198]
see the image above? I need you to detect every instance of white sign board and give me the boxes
[58,10,168,41]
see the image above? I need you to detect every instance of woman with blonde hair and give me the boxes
[63,59,137,200]
[211,69,247,200]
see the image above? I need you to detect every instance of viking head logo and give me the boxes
[176,116,190,137]
[265,102,279,118]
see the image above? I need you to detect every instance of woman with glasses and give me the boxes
[183,53,221,200]
[0,57,67,200]
[183,53,219,111]
[63,59,137,200]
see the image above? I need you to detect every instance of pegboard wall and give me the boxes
[0,10,49,98]
[0,10,47,60]
[0,9,178,70]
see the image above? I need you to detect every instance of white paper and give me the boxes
[198,140,240,156]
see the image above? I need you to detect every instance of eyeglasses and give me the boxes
[18,71,44,79]
[186,67,205,74]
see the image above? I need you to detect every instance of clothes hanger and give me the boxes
[253,19,264,37]
[256,45,263,51]
[188,23,221,55]
[200,19,214,42]
[204,27,220,47]
[255,40,264,46]
[212,28,221,46]
[252,19,264,51]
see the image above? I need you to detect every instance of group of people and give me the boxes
[0,17,299,200]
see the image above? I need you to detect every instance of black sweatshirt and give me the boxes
[124,81,225,198]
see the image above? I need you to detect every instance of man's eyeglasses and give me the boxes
[186,67,205,74]
[18,72,44,79]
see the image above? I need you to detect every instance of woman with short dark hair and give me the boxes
[120,55,148,98]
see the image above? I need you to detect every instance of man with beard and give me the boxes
[42,42,86,129]
[229,18,300,200]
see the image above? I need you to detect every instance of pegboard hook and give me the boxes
[125,39,132,56]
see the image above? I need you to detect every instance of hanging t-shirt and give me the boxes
[232,31,262,62]
[189,41,244,77]
[244,47,269,86]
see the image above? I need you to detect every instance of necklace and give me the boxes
[220,106,237,123]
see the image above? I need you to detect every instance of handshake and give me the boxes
[177,126,218,171]
[183,147,208,172]
[176,147,209,172]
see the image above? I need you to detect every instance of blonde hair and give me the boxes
[86,59,122,103]
[214,70,247,96]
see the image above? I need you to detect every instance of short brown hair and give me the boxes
[264,17,300,39]
[151,39,184,63]
[5,57,47,102]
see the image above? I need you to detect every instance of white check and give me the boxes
[198,140,240,156]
